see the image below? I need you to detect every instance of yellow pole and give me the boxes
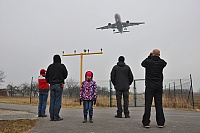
[80,53,83,87]
[62,50,103,87]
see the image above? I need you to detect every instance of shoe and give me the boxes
[115,115,122,118]
[89,118,93,123]
[158,125,164,128]
[125,115,130,118]
[50,119,54,121]
[41,115,47,117]
[82,119,87,123]
[38,115,42,117]
[54,117,63,121]
[144,125,150,128]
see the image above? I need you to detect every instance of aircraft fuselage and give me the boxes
[114,14,123,34]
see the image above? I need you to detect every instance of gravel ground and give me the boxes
[0,103,200,133]
[0,109,37,120]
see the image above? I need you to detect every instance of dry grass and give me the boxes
[0,94,135,108]
[0,96,112,108]
[163,93,200,111]
[0,119,38,133]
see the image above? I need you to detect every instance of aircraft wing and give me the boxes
[96,23,117,30]
[122,22,145,27]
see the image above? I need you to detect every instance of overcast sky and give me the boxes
[0,0,200,92]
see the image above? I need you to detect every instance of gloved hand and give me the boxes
[80,98,82,105]
[93,98,96,105]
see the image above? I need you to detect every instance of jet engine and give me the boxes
[108,23,112,27]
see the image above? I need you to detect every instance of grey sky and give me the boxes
[0,0,200,91]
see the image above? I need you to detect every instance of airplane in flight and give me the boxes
[96,14,145,34]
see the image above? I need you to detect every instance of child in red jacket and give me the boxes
[38,69,49,117]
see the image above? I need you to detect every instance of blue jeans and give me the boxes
[83,100,93,118]
[38,91,49,116]
[49,84,63,120]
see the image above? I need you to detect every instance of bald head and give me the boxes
[152,49,160,56]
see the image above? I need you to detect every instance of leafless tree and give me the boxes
[64,78,79,99]
[0,70,6,85]
[7,84,15,96]
[19,82,31,97]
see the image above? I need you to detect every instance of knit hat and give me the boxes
[85,71,93,79]
[40,69,46,76]
[118,56,125,62]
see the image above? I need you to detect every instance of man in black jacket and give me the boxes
[141,49,167,128]
[46,54,68,121]
[111,56,133,118]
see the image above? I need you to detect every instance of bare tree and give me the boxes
[32,82,38,97]
[0,70,6,85]
[7,84,15,96]
[64,78,79,99]
[19,83,31,97]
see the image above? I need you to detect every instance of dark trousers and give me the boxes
[142,87,165,126]
[116,90,129,116]
[49,84,63,120]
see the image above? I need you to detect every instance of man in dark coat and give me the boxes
[111,56,133,118]
[46,54,68,121]
[141,49,167,128]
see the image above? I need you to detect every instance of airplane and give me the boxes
[96,14,145,34]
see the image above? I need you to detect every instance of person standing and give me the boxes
[141,49,167,128]
[38,69,49,117]
[111,56,133,118]
[45,54,68,121]
[80,71,97,123]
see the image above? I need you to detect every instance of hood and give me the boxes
[53,55,61,63]
[151,56,160,61]
[117,61,125,67]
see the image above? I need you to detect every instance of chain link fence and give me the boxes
[3,74,199,109]
[163,74,195,109]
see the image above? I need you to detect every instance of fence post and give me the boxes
[190,74,195,109]
[174,82,176,107]
[30,77,33,104]
[168,84,170,107]
[133,80,137,107]
[180,79,183,98]
[109,79,112,107]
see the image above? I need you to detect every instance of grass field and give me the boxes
[163,93,200,110]
[0,119,38,133]
[0,96,113,108]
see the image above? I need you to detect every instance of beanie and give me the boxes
[40,69,46,76]
[85,71,93,79]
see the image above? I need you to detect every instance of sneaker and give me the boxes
[115,115,122,118]
[41,115,47,117]
[144,125,150,128]
[82,119,87,123]
[158,125,164,128]
[125,115,130,118]
[38,115,42,117]
[54,117,63,121]
[89,119,93,123]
